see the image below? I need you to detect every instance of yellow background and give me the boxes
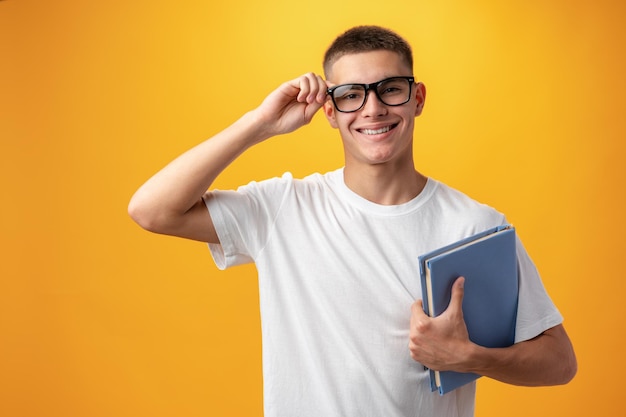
[1,0,624,416]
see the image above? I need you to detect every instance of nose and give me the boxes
[361,89,388,116]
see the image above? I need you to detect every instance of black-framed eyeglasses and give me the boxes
[327,76,415,113]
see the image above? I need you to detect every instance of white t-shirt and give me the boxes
[203,168,562,417]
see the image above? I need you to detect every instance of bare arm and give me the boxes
[128,73,328,242]
[409,277,577,386]
[464,322,576,386]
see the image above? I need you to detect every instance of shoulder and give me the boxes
[238,169,339,191]
[428,179,507,227]
[224,169,341,208]
[294,169,341,191]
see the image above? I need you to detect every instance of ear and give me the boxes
[324,100,339,128]
[414,82,426,117]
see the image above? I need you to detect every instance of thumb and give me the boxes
[412,299,427,317]
[448,276,465,315]
[303,100,325,124]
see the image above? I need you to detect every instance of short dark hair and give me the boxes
[323,25,414,78]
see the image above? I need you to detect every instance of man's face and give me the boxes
[324,50,426,168]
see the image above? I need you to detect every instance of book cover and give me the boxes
[418,225,518,395]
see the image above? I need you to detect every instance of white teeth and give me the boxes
[361,126,392,135]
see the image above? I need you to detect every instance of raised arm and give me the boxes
[128,73,328,243]
[409,277,577,386]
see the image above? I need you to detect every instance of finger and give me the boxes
[296,75,312,103]
[448,276,465,316]
[313,74,328,103]
[303,72,325,104]
[411,299,428,318]
[302,98,325,122]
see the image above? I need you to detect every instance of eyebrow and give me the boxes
[334,75,410,85]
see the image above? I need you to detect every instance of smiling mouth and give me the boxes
[359,124,397,135]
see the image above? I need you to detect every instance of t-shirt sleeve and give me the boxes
[202,173,293,270]
[514,235,564,343]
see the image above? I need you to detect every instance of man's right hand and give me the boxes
[251,72,329,140]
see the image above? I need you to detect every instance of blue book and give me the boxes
[418,225,518,395]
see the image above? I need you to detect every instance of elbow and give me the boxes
[560,350,578,385]
[128,194,168,234]
[551,335,577,385]
[544,324,578,386]
[560,329,578,385]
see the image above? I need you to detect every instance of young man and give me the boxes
[129,26,576,417]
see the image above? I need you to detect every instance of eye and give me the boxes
[380,86,401,95]
[342,92,363,101]
[334,86,365,102]
[379,82,406,96]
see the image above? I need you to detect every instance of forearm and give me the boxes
[128,111,269,232]
[464,324,577,386]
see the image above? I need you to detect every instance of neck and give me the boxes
[343,162,427,206]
